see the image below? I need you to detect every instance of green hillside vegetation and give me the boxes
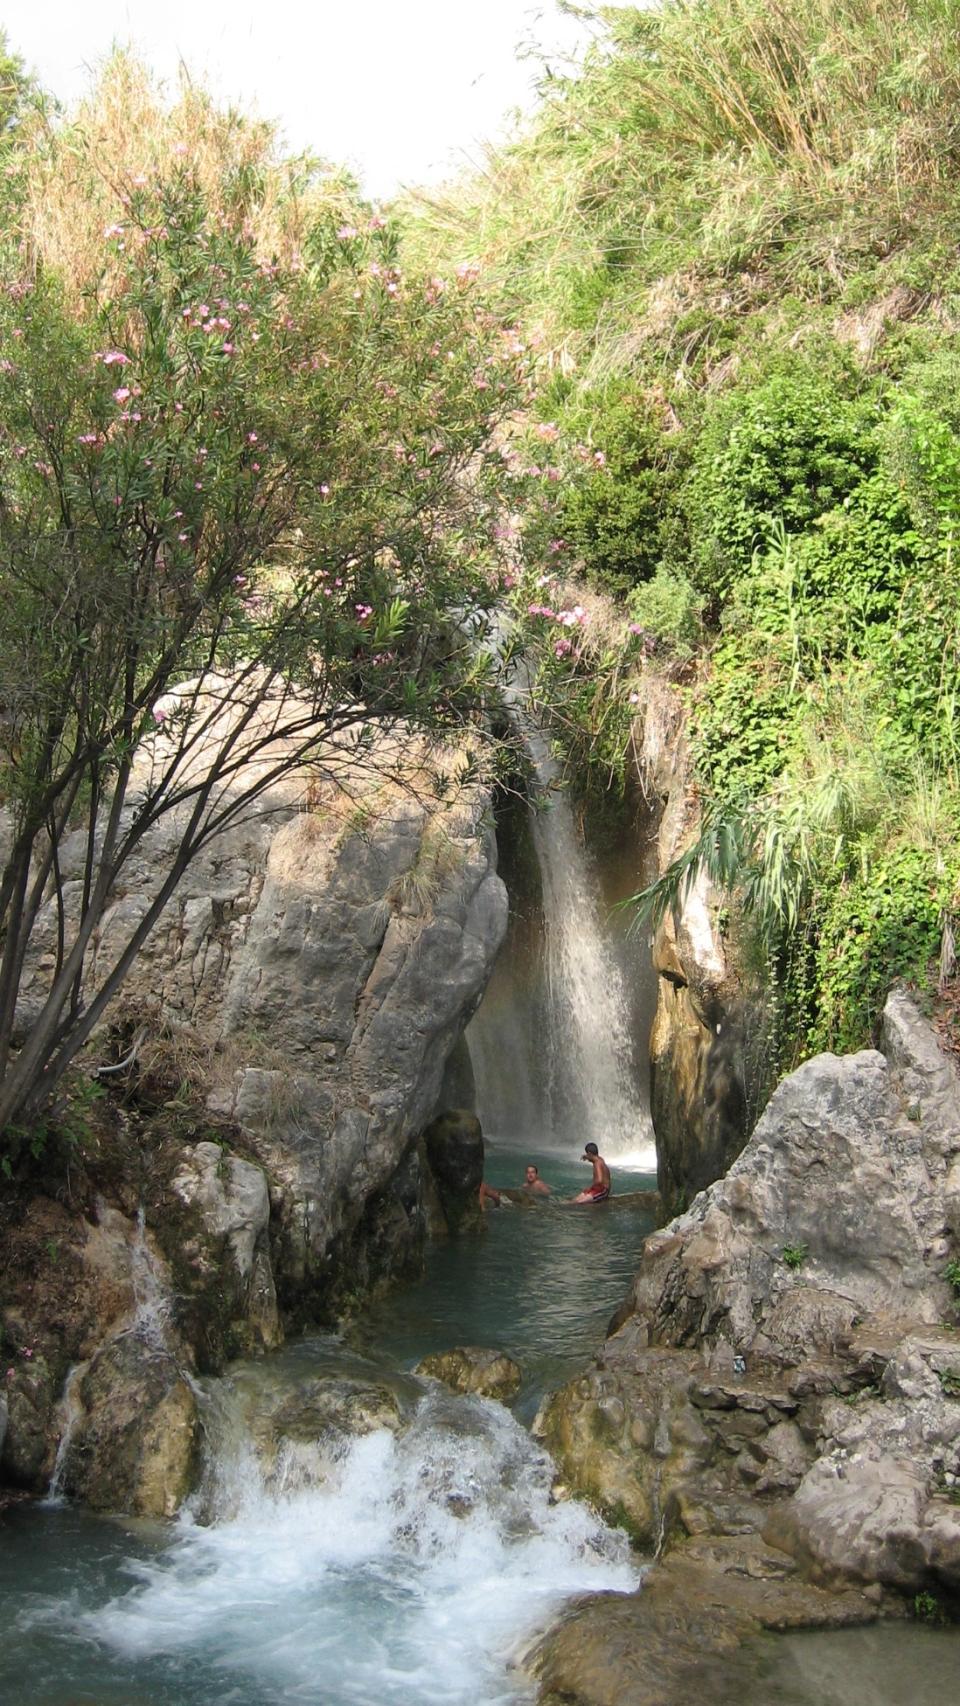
[409,0,960,1069]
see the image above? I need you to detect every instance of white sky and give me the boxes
[2,1,618,197]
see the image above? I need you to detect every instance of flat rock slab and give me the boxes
[527,1535,886,1706]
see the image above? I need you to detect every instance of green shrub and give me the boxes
[685,363,879,602]
[811,845,946,1053]
[556,385,688,595]
[626,568,705,659]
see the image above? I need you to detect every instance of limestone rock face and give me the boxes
[114,742,508,1304]
[638,680,760,1215]
[16,711,507,1319]
[168,1140,281,1358]
[537,991,960,1604]
[416,1345,522,1403]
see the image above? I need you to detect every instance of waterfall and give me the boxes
[51,1379,639,1706]
[469,664,656,1166]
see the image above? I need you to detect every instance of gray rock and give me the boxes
[17,708,508,1317]
[169,1142,280,1354]
[541,991,960,1607]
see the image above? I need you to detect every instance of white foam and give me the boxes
[70,1389,640,1704]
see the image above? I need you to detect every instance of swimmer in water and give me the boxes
[523,1163,551,1196]
[571,1142,610,1204]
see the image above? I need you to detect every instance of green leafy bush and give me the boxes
[811,846,946,1053]
[555,386,688,595]
[626,568,705,659]
[685,363,878,602]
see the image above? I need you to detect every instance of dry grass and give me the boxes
[15,51,357,308]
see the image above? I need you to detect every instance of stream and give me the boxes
[2,1151,958,1705]
[0,1153,654,1706]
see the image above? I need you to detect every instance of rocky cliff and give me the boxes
[638,677,763,1216]
[531,988,960,1701]
[1,717,507,1513]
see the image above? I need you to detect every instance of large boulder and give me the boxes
[538,990,960,1608]
[15,711,508,1323]
[59,1335,201,1518]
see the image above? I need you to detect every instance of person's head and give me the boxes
[524,1164,539,1184]
[583,1142,599,1160]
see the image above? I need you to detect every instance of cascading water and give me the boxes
[468,665,657,1166]
[9,1373,640,1706]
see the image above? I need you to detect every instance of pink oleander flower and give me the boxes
[103,223,125,239]
[112,386,131,403]
[247,431,258,444]
[222,342,235,354]
[337,224,358,240]
[97,350,131,366]
[628,622,644,636]
[554,639,573,658]
[77,432,99,445]
[355,603,373,621]
[369,214,386,231]
[629,692,641,704]
[593,450,606,466]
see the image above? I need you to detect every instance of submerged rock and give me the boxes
[528,1535,883,1706]
[416,1346,522,1403]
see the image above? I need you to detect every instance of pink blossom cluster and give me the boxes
[527,602,587,629]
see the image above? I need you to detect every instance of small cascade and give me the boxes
[127,1205,173,1351]
[42,1360,88,1507]
[58,1379,639,1705]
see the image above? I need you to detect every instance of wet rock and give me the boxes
[268,1374,404,1442]
[421,1108,484,1234]
[416,1345,521,1403]
[61,1335,201,1518]
[168,1140,281,1360]
[527,1534,883,1706]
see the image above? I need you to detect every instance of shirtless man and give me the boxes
[523,1163,551,1196]
[571,1142,611,1204]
